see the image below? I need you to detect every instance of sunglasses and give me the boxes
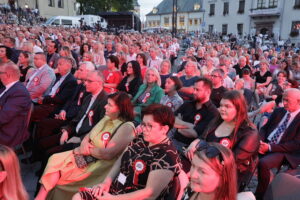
[196,140,224,164]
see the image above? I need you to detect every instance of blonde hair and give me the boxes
[195,142,237,200]
[144,67,161,86]
[0,145,28,200]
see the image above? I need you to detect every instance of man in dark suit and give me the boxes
[32,70,107,176]
[25,62,96,163]
[255,88,300,200]
[46,40,60,69]
[0,62,31,147]
[31,56,77,121]
[3,37,20,64]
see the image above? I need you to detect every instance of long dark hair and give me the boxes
[108,92,134,121]
[127,60,142,78]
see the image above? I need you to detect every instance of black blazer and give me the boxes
[42,73,77,111]
[260,107,300,168]
[63,90,108,138]
[0,82,31,147]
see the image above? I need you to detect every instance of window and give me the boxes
[209,25,214,33]
[209,4,215,16]
[194,3,201,11]
[294,0,300,9]
[222,24,228,35]
[237,24,243,35]
[223,2,229,15]
[157,20,160,26]
[164,17,169,26]
[48,0,55,7]
[238,0,245,14]
[179,16,185,26]
[257,0,266,9]
[62,19,72,26]
[194,19,198,25]
[189,19,193,26]
[52,19,60,25]
[290,21,300,37]
[269,0,278,8]
[58,0,64,8]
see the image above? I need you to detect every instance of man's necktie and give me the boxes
[269,113,291,144]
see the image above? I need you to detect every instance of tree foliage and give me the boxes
[76,0,134,14]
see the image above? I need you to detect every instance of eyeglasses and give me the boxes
[84,79,98,83]
[140,122,153,131]
[196,140,224,164]
[210,75,221,78]
[0,71,6,74]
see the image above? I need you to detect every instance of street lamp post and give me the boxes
[172,0,177,37]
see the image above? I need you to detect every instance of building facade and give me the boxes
[146,0,204,32]
[147,0,300,43]
[0,0,77,18]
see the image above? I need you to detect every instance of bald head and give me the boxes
[0,63,20,85]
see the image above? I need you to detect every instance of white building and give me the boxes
[0,0,77,18]
[147,0,300,44]
[146,0,204,32]
[202,0,300,43]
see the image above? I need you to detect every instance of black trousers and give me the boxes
[255,153,285,199]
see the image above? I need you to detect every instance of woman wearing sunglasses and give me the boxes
[186,90,259,191]
[73,104,181,200]
[182,141,237,200]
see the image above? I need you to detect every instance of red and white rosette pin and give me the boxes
[133,160,146,185]
[125,82,129,92]
[107,72,113,81]
[78,92,84,105]
[142,93,151,103]
[220,138,231,148]
[101,132,111,148]
[33,77,39,86]
[194,114,202,125]
[166,102,173,108]
[88,110,94,126]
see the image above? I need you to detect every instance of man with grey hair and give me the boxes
[233,56,251,78]
[26,70,107,167]
[256,88,300,199]
[0,62,31,147]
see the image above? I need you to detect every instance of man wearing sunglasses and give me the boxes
[0,62,31,147]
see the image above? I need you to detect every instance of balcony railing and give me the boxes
[249,7,281,17]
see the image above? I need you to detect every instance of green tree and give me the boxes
[76,0,134,14]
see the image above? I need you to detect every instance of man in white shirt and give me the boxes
[147,48,162,71]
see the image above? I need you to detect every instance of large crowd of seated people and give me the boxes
[0,23,300,200]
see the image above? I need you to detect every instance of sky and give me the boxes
[138,0,162,21]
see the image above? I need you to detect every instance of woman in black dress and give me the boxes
[117,60,143,98]
[18,51,34,82]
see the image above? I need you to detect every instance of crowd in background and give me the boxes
[0,23,299,200]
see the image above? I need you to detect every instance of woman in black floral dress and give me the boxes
[73,104,181,200]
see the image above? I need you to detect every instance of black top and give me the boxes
[254,71,272,84]
[160,73,171,89]
[233,64,252,78]
[117,76,143,97]
[174,100,219,145]
[211,86,227,108]
[19,65,34,82]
